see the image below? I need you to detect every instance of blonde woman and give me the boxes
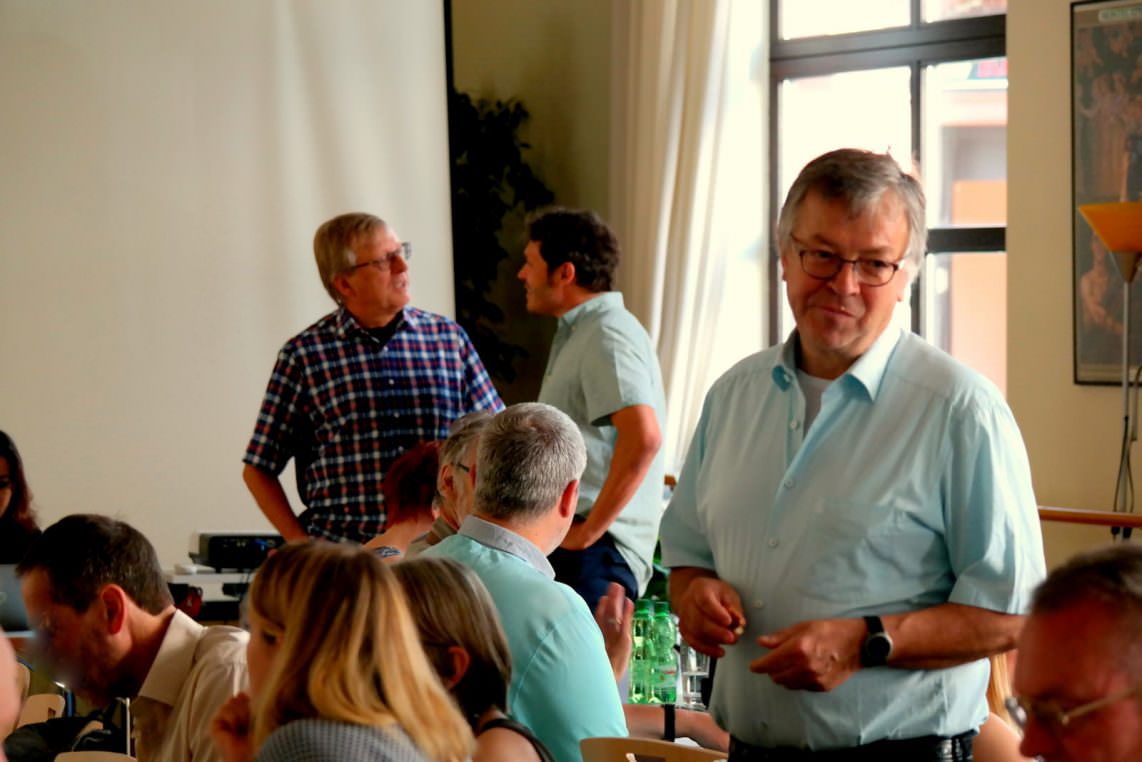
[211,542,473,762]
[392,557,554,762]
[973,653,1030,762]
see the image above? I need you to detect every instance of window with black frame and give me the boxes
[769,0,1009,392]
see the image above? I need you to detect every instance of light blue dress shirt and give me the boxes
[538,291,667,593]
[423,517,628,762]
[660,326,1046,749]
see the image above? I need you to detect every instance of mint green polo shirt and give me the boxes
[538,291,667,593]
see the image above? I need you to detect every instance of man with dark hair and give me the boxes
[518,207,666,605]
[423,403,627,762]
[661,148,1045,758]
[18,515,247,762]
[243,212,503,545]
[1013,543,1142,762]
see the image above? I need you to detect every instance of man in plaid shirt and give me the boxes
[242,213,503,544]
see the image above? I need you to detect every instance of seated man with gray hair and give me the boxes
[1012,542,1142,762]
[422,402,627,762]
[406,409,493,556]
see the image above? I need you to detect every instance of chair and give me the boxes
[56,753,136,762]
[15,692,66,727]
[581,736,728,762]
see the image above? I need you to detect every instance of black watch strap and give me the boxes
[663,703,676,742]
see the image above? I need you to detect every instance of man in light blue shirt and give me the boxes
[660,149,1045,758]
[519,208,666,605]
[423,402,627,762]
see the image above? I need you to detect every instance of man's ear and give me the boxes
[554,261,577,287]
[98,585,129,636]
[332,272,354,302]
[558,479,579,520]
[439,464,457,501]
[443,645,471,689]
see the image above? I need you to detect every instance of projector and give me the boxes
[191,532,283,571]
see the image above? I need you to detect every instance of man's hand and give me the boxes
[673,573,746,658]
[750,618,866,692]
[594,582,634,681]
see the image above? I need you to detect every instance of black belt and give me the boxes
[728,731,974,762]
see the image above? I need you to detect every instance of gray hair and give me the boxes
[776,148,927,275]
[474,403,587,522]
[1031,543,1142,674]
[313,212,388,303]
[440,411,494,470]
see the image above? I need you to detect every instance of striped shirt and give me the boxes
[244,306,503,542]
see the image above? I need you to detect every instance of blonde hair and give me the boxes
[392,557,513,724]
[248,542,473,761]
[312,212,387,303]
[986,653,1014,726]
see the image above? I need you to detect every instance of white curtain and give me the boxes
[610,0,768,470]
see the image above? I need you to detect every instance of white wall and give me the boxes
[1008,0,1132,566]
[0,1,454,565]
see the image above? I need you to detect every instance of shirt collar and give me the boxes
[458,516,555,579]
[334,305,413,339]
[137,609,205,706]
[771,324,903,401]
[557,291,622,330]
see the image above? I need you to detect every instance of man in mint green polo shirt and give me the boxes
[422,403,628,762]
[517,207,667,605]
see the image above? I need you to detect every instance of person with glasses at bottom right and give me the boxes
[1012,542,1142,762]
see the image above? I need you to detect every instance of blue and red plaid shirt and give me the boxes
[243,306,503,542]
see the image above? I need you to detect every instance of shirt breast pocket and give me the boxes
[795,498,946,609]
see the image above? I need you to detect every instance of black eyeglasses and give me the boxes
[349,242,412,273]
[1005,684,1142,733]
[791,236,903,287]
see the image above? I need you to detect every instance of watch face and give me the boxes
[864,633,892,665]
[868,634,891,658]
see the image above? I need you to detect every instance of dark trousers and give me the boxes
[549,530,638,607]
[728,732,974,762]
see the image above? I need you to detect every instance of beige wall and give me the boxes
[1008,0,1129,566]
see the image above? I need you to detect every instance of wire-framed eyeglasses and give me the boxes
[1005,684,1142,733]
[349,241,412,273]
[791,237,903,287]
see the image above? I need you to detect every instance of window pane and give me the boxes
[778,67,913,207]
[922,0,1007,24]
[779,0,909,40]
[922,251,1007,393]
[921,58,1007,227]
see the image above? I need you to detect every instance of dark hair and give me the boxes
[383,441,441,526]
[1031,543,1142,671]
[0,431,39,534]
[17,514,173,614]
[526,207,620,292]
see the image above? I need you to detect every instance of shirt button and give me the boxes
[783,479,794,489]
[753,600,765,609]
[767,538,779,548]
[388,379,395,385]
[789,420,798,430]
